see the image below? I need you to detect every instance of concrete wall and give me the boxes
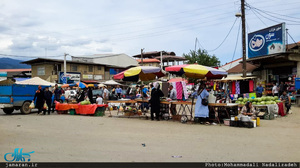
[31,63,106,82]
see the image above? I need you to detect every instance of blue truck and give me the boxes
[0,84,48,114]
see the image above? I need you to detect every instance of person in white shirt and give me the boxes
[168,85,177,115]
[96,94,103,104]
[64,88,71,102]
[272,83,279,96]
[103,86,109,103]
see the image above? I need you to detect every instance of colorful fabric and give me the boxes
[236,81,240,94]
[181,81,188,100]
[176,82,183,100]
[249,80,254,92]
[213,82,216,91]
[232,81,236,94]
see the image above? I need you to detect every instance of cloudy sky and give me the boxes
[0,0,299,65]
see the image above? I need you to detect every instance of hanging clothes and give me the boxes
[249,80,254,92]
[176,82,183,100]
[213,82,217,91]
[236,81,240,94]
[210,81,214,87]
[240,80,250,94]
[181,81,189,100]
[232,81,236,94]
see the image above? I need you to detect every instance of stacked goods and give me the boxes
[80,100,91,105]
[236,96,282,105]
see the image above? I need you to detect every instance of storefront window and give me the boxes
[89,65,93,72]
[37,67,45,75]
[71,65,77,71]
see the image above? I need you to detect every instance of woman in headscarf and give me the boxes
[194,82,210,124]
[241,101,257,118]
[33,85,45,115]
[149,83,164,121]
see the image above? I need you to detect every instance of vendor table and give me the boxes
[253,104,278,119]
[76,104,108,115]
[208,103,238,125]
[107,100,137,115]
[55,103,78,111]
[171,101,194,121]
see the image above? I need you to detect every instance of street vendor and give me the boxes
[168,85,177,115]
[256,83,264,97]
[241,101,257,118]
[280,91,291,114]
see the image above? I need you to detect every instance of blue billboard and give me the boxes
[59,72,81,84]
[248,23,286,58]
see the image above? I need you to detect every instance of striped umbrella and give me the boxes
[165,64,227,79]
[76,82,88,88]
[113,66,165,82]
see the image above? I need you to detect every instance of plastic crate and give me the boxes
[94,107,105,116]
[69,109,76,115]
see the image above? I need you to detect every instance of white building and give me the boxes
[71,53,138,68]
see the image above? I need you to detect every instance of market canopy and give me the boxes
[16,77,55,86]
[165,64,227,79]
[103,80,122,85]
[113,66,165,82]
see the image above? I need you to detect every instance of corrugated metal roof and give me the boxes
[0,69,31,72]
[137,59,160,63]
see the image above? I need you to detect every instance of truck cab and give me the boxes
[0,84,48,114]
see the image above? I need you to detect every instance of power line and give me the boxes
[205,18,238,52]
[287,32,298,44]
[250,8,268,27]
[229,20,241,70]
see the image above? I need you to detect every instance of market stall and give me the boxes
[165,64,228,123]
[55,102,108,116]
[113,66,165,119]
[76,104,108,115]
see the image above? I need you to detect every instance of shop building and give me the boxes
[22,58,131,83]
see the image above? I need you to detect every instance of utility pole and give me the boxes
[241,0,247,77]
[141,48,144,66]
[63,53,67,84]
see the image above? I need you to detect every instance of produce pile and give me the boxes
[236,96,281,105]
[80,100,91,105]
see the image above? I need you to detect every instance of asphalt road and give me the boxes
[0,107,299,162]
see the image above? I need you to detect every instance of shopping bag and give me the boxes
[43,102,48,110]
[29,102,35,109]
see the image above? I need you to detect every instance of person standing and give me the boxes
[33,86,44,115]
[52,84,62,113]
[87,87,94,104]
[168,85,177,116]
[194,82,209,124]
[96,94,103,105]
[255,84,264,97]
[116,85,122,99]
[280,91,291,114]
[76,88,85,103]
[272,83,279,96]
[43,87,53,115]
[149,83,164,121]
[279,82,284,97]
[64,88,71,103]
[103,86,110,103]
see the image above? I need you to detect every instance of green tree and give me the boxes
[183,49,220,67]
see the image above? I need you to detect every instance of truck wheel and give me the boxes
[20,102,31,114]
[3,108,14,114]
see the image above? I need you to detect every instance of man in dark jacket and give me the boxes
[52,84,61,113]
[43,87,53,115]
[150,83,164,121]
[87,87,94,104]
[33,85,44,115]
